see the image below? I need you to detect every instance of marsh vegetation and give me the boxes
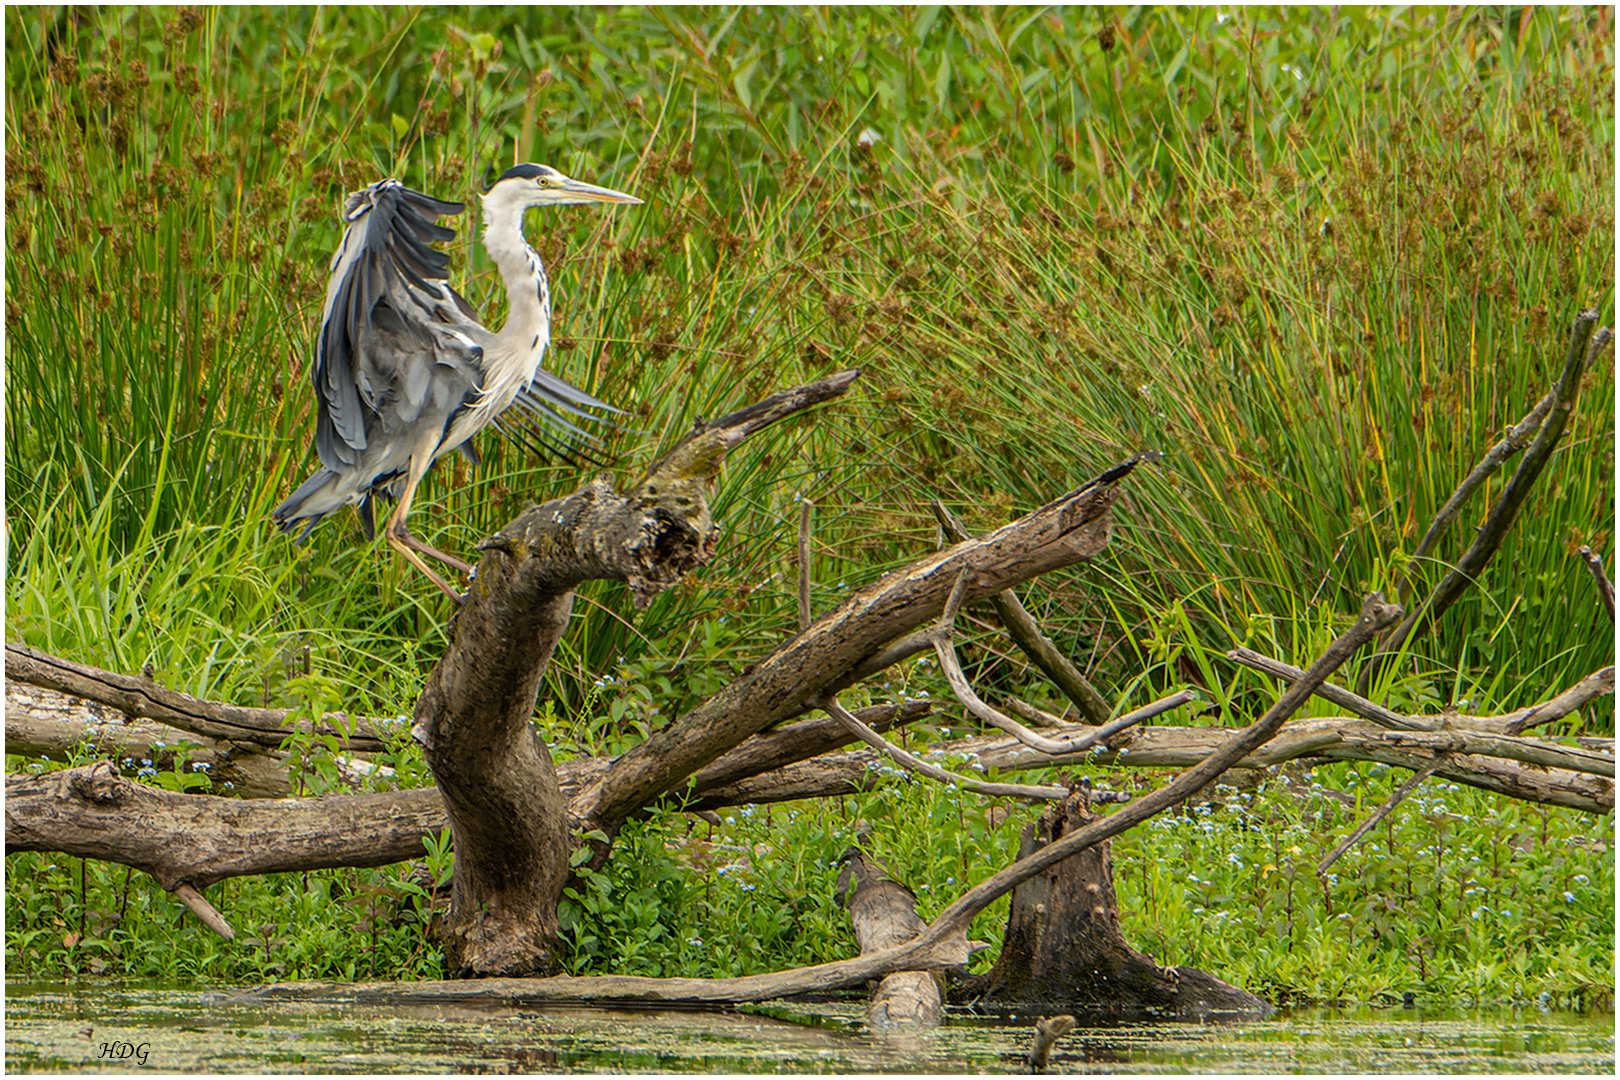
[4,6,1613,1012]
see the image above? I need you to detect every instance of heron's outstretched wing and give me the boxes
[311,180,485,471]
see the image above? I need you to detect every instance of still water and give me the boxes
[4,980,1612,1073]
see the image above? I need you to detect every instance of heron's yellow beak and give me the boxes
[553,177,642,205]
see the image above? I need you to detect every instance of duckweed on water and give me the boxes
[3,982,1612,1074]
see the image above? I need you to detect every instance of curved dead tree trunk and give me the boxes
[836,849,945,1029]
[957,789,1270,1018]
[416,370,863,977]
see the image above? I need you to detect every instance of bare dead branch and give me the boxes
[632,370,863,490]
[1364,315,1610,694]
[5,644,391,752]
[423,371,867,974]
[1577,545,1615,621]
[1,699,937,905]
[1316,759,1447,875]
[820,695,1067,801]
[1395,321,1612,608]
[1394,393,1555,606]
[932,500,1111,725]
[798,499,815,633]
[684,701,932,796]
[1006,689,1200,751]
[1333,728,1614,778]
[687,714,1613,816]
[1227,647,1429,730]
[259,926,979,1006]
[571,456,1135,839]
[885,593,1402,959]
[1503,667,1617,735]
[932,614,1126,757]
[1230,650,1614,742]
[12,688,1605,921]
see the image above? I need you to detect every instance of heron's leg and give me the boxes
[387,530,465,604]
[383,459,466,603]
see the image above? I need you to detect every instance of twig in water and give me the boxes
[1025,1014,1076,1072]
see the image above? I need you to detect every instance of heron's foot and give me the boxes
[388,522,475,575]
[385,533,468,604]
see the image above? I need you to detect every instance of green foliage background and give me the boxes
[4,5,1614,1004]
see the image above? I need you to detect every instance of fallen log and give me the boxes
[5,682,384,799]
[247,592,1401,1009]
[2,702,930,890]
[5,644,390,751]
[690,713,1615,816]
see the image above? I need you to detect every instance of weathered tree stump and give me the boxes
[957,788,1272,1018]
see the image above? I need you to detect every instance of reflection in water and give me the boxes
[4,980,1614,1074]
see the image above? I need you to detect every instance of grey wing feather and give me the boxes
[311,180,484,472]
[507,369,625,439]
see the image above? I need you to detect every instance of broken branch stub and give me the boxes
[836,849,945,1029]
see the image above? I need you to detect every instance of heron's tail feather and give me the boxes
[271,468,345,543]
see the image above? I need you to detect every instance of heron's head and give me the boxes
[481,164,641,218]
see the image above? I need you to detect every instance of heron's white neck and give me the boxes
[480,199,551,371]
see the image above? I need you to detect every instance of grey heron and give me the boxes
[271,164,640,599]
